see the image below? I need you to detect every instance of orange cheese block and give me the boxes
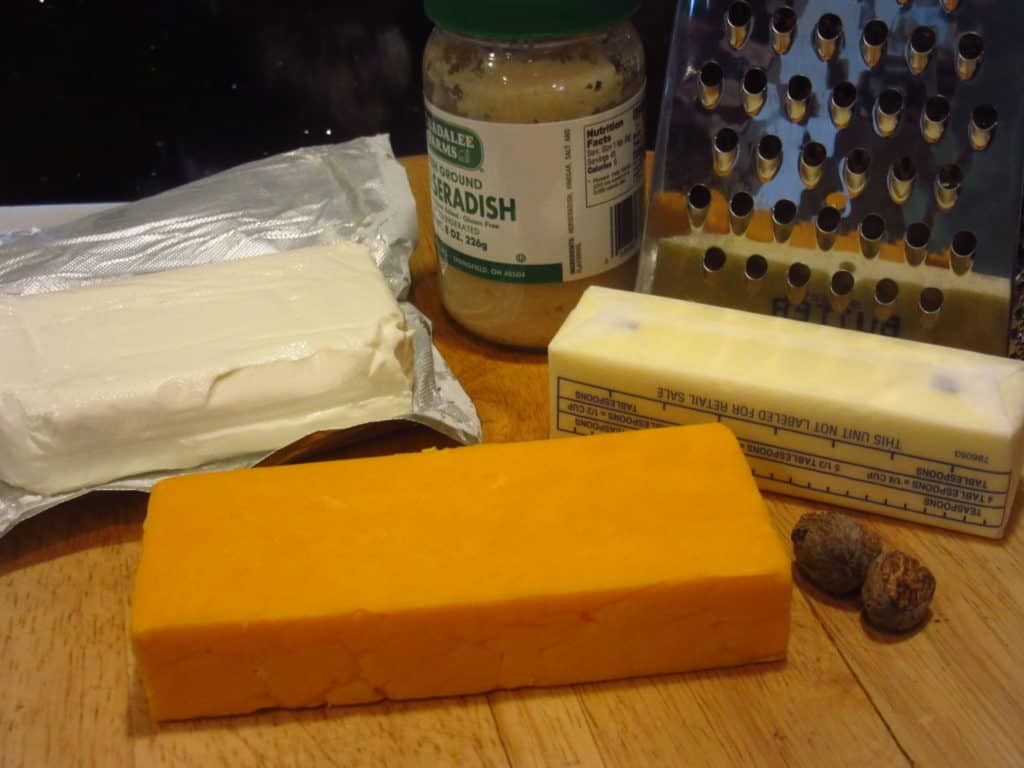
[131,423,792,721]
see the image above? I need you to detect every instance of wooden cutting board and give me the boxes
[0,156,1021,767]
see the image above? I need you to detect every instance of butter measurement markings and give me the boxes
[739,438,1006,511]
[557,396,676,431]
[750,471,1002,530]
[738,437,1009,501]
[557,377,1008,527]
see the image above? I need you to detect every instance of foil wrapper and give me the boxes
[0,134,481,537]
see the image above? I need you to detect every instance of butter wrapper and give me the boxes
[0,135,480,537]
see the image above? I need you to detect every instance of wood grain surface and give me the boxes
[1,155,1022,767]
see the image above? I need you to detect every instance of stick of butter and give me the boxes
[0,243,413,495]
[131,423,791,720]
[549,287,1024,539]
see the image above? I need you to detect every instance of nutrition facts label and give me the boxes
[582,102,645,208]
[555,376,1011,531]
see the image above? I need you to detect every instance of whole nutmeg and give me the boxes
[791,511,883,595]
[862,549,936,632]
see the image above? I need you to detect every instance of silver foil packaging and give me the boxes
[0,135,482,537]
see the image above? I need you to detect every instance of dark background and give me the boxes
[1,0,676,204]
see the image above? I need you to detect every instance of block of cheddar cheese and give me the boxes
[131,423,791,721]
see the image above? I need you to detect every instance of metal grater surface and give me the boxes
[639,0,1024,356]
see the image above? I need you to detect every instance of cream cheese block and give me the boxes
[0,244,413,495]
[549,287,1024,538]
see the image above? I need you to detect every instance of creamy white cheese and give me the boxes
[0,243,413,494]
[550,286,1024,538]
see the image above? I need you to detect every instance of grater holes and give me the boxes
[937,164,963,188]
[744,253,768,296]
[859,213,886,258]
[772,198,797,243]
[906,222,930,247]
[950,231,976,275]
[830,270,855,313]
[816,205,841,233]
[773,198,797,222]
[957,33,984,80]
[892,157,915,181]
[878,90,903,115]
[905,222,930,265]
[713,128,739,176]
[815,13,843,61]
[970,105,997,150]
[843,148,871,197]
[874,278,899,320]
[699,62,723,86]
[788,263,810,285]
[745,253,768,280]
[726,1,753,50]
[770,7,796,54]
[863,19,888,46]
[830,81,856,129]
[862,20,888,67]
[698,61,723,109]
[919,287,944,328]
[874,89,903,137]
[959,33,984,60]
[726,1,751,26]
[921,95,949,144]
[742,68,767,92]
[952,230,976,256]
[911,27,936,51]
[730,191,754,217]
[907,27,936,74]
[816,206,841,250]
[830,272,855,314]
[847,148,871,172]
[802,141,826,167]
[756,134,783,182]
[788,75,811,101]
[799,141,827,189]
[687,184,711,230]
[715,127,738,151]
[702,247,727,284]
[741,67,768,116]
[786,75,812,123]
[925,95,949,122]
[729,191,754,235]
[972,104,997,130]
[688,184,711,209]
[832,82,856,108]
[860,214,885,241]
[920,288,943,312]
[787,261,811,303]
[703,246,727,270]
[887,158,915,204]
[875,278,898,305]
[935,164,963,210]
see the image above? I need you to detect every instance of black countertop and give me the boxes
[2,0,674,204]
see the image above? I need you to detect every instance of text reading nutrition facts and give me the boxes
[555,377,1010,531]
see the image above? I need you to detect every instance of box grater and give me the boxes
[639,0,1024,356]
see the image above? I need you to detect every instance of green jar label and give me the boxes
[426,92,645,284]
[426,112,483,170]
